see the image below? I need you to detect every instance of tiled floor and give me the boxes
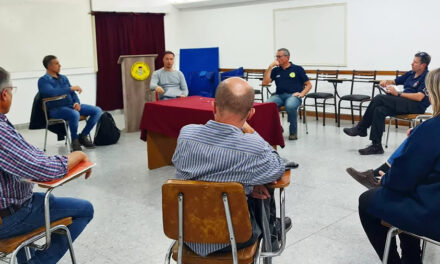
[15,112,440,263]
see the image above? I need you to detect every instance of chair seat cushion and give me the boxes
[0,217,72,253]
[172,240,259,264]
[340,94,370,101]
[306,92,333,99]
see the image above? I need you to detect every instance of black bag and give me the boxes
[94,112,121,146]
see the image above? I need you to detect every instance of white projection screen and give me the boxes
[274,3,347,66]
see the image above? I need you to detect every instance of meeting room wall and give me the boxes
[171,0,439,114]
[3,0,179,125]
[1,0,97,125]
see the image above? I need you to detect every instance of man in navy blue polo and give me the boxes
[343,52,431,155]
[263,48,312,140]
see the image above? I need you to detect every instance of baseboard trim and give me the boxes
[300,110,413,127]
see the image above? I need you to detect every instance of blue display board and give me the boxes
[180,47,219,97]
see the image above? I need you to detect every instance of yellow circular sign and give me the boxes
[289,72,296,78]
[130,62,150,81]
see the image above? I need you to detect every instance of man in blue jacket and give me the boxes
[38,55,102,151]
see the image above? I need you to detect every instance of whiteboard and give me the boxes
[0,0,95,72]
[274,3,347,66]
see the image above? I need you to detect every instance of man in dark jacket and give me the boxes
[343,52,431,155]
[38,55,102,151]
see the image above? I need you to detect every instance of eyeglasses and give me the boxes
[7,86,17,94]
[275,55,286,58]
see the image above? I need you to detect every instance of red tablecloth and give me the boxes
[140,96,285,147]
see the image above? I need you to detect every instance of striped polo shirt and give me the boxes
[0,113,68,209]
[172,120,285,256]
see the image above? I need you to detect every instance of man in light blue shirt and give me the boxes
[173,77,287,256]
[150,51,188,100]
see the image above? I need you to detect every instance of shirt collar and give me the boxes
[0,113,7,122]
[44,73,60,80]
[205,120,243,133]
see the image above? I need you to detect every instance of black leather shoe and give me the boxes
[285,161,299,170]
[343,126,367,137]
[71,139,82,151]
[275,216,292,237]
[288,134,297,140]
[346,167,380,189]
[358,144,384,155]
[79,135,96,149]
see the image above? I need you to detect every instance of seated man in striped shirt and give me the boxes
[172,77,287,256]
[0,67,94,264]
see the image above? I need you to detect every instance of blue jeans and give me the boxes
[387,138,408,166]
[0,193,94,264]
[49,104,102,140]
[266,93,302,134]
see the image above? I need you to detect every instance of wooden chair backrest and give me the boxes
[162,179,252,244]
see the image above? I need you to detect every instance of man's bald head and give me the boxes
[215,77,255,119]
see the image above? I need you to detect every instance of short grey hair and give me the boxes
[0,67,12,93]
[277,48,290,57]
[215,78,255,119]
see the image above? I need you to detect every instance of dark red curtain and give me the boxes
[94,12,165,110]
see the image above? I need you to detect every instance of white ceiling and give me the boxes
[170,0,293,10]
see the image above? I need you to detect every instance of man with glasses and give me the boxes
[0,67,94,263]
[263,48,312,140]
[38,55,102,151]
[344,52,431,155]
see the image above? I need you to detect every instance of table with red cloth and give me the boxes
[140,96,285,169]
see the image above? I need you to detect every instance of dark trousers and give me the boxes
[358,189,422,264]
[358,94,424,144]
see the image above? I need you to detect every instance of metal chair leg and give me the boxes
[304,108,308,134]
[385,117,392,148]
[44,125,49,152]
[421,239,427,263]
[60,226,77,264]
[350,102,354,124]
[322,100,327,126]
[164,241,175,264]
[382,227,399,264]
[64,122,71,153]
[314,99,318,121]
[337,100,342,127]
[334,97,338,123]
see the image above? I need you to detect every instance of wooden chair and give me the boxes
[303,70,339,126]
[382,221,440,263]
[42,95,88,152]
[385,113,432,148]
[337,70,379,127]
[162,171,290,264]
[0,217,74,264]
[0,161,93,264]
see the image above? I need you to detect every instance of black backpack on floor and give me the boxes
[94,112,121,146]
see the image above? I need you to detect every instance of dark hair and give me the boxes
[415,51,431,66]
[42,55,57,69]
[163,51,175,57]
[215,78,254,119]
